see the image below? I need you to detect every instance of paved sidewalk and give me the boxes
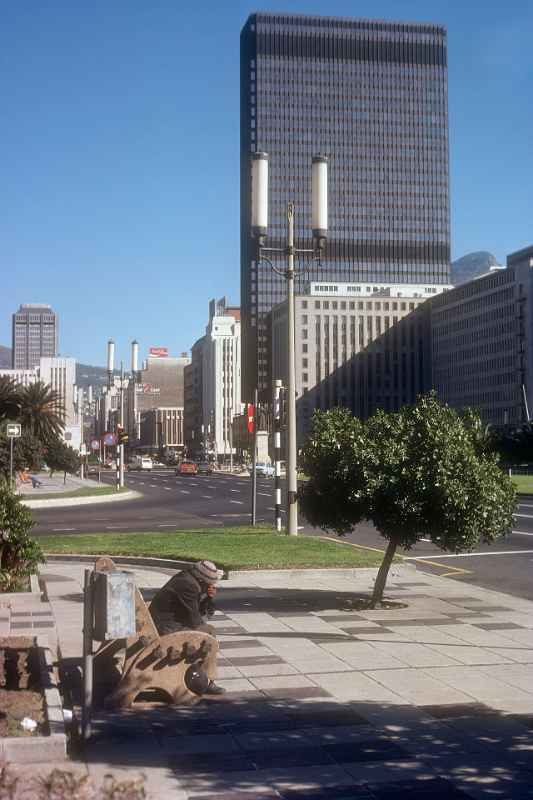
[17,474,102,495]
[35,561,533,798]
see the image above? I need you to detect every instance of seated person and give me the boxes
[150,559,225,695]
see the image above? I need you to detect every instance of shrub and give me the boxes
[0,481,44,592]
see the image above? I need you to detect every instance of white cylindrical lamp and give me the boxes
[312,156,328,247]
[251,152,269,241]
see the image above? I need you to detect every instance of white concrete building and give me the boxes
[0,356,79,448]
[202,298,242,461]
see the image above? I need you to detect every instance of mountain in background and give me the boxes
[451,251,501,286]
[76,363,118,390]
[0,345,11,368]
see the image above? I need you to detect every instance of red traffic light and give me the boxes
[247,403,254,433]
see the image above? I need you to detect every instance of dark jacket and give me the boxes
[150,569,209,630]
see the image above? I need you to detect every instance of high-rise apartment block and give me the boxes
[184,336,206,457]
[241,12,450,399]
[12,304,58,369]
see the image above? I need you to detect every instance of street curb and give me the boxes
[22,489,142,509]
[44,554,416,580]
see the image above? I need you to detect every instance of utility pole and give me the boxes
[250,153,328,535]
[273,380,283,532]
[119,361,125,489]
[251,389,258,525]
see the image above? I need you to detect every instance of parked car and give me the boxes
[255,462,275,477]
[196,461,213,476]
[129,456,153,471]
[176,461,198,476]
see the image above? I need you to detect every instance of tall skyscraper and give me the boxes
[12,304,58,369]
[240,12,450,399]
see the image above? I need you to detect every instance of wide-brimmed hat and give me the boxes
[191,559,219,584]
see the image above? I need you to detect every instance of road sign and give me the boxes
[91,439,100,451]
[80,443,87,456]
[103,432,117,446]
[6,423,21,438]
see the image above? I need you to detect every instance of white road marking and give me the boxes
[105,525,128,530]
[157,523,176,527]
[230,489,240,493]
[267,507,275,511]
[405,549,533,560]
[202,495,213,499]
[513,513,533,519]
[259,492,270,497]
[53,527,76,531]
[180,490,190,495]
[420,538,430,542]
[517,503,533,508]
[512,530,533,536]
[229,500,244,505]
[150,484,157,487]
[164,487,172,491]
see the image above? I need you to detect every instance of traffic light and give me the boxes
[117,425,129,445]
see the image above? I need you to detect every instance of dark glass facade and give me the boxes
[240,12,450,399]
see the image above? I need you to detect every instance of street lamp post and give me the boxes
[250,152,328,536]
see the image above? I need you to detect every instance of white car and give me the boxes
[129,456,153,471]
[255,462,275,477]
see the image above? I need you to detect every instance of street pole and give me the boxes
[251,389,258,526]
[286,203,298,536]
[119,361,125,489]
[229,407,233,472]
[9,435,14,491]
[273,379,283,532]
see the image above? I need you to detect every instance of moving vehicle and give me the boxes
[196,461,213,476]
[176,461,198,476]
[255,462,275,477]
[129,456,153,471]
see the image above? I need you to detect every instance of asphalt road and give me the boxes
[32,471,533,600]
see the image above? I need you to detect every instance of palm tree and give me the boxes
[0,376,21,423]
[19,381,65,443]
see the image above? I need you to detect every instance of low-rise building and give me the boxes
[139,407,185,454]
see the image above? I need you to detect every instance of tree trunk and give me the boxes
[370,536,399,608]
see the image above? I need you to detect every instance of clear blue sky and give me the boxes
[1,0,531,367]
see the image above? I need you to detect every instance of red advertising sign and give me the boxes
[149,347,168,358]
[247,404,254,434]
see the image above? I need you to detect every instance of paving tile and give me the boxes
[249,746,336,769]
[473,621,527,631]
[238,663,300,678]
[476,662,533,694]
[226,655,285,666]
[190,793,280,800]
[216,677,259,693]
[368,776,471,798]
[317,641,407,670]
[234,730,316,752]
[167,751,256,774]
[311,672,404,704]
[365,667,478,707]
[219,638,264,649]
[424,665,533,712]
[279,786,370,800]
[423,642,514,666]
[419,703,493,719]
[288,707,371,729]
[264,687,332,701]
[368,641,464,668]
[323,739,409,764]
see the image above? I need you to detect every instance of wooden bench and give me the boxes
[92,557,219,709]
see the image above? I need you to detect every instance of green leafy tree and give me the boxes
[19,381,65,443]
[0,376,21,423]
[0,480,44,592]
[46,438,80,483]
[299,394,516,606]
[0,433,44,479]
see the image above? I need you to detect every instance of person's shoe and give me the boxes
[204,681,226,696]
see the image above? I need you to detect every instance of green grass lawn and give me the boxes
[38,526,388,571]
[510,475,533,493]
[24,485,129,500]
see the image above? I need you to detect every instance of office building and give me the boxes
[272,281,450,441]
[431,245,533,426]
[12,304,58,369]
[184,336,206,457]
[0,356,79,448]
[203,298,242,460]
[140,408,184,453]
[241,12,450,399]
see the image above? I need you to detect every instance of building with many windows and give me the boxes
[272,281,450,442]
[184,336,206,458]
[241,12,450,399]
[202,298,242,461]
[12,304,58,369]
[431,245,533,426]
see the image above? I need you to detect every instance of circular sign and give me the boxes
[103,433,117,446]
[91,439,100,451]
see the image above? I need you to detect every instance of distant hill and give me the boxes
[76,363,118,390]
[451,251,501,286]
[0,345,11,368]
